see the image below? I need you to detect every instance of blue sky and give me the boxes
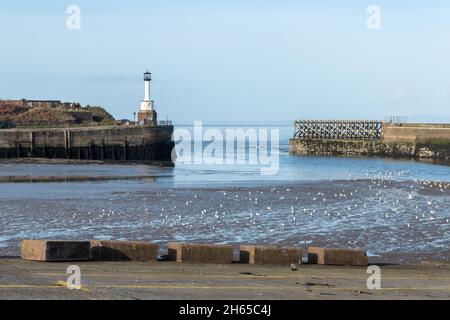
[1,1,450,123]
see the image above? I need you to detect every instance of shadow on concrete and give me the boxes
[0,256,20,260]
[369,262,400,266]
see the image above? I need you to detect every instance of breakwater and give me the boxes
[289,121,450,162]
[0,125,174,165]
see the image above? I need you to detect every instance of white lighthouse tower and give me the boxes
[140,71,153,111]
[138,70,157,125]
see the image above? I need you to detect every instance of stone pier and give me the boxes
[0,125,174,165]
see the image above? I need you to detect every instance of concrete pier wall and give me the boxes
[0,125,174,164]
[289,123,450,162]
[383,123,450,143]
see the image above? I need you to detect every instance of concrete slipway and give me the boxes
[0,258,449,300]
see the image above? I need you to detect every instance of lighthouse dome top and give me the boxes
[144,70,152,81]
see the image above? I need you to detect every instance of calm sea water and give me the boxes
[0,125,449,262]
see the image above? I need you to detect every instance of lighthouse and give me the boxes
[138,70,157,125]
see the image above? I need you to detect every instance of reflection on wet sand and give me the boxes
[0,175,156,183]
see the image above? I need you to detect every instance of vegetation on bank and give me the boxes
[0,100,116,128]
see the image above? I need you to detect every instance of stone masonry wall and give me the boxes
[0,125,174,164]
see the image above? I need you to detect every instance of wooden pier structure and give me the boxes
[292,120,383,141]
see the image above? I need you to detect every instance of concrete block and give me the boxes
[308,247,368,266]
[21,240,91,262]
[90,240,158,262]
[168,242,234,264]
[240,245,302,265]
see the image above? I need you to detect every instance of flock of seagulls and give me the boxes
[135,180,446,232]
[61,172,449,248]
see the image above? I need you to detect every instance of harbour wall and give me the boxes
[0,125,174,165]
[289,123,450,162]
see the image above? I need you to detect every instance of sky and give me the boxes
[1,0,450,124]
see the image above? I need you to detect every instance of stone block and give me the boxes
[240,245,302,265]
[21,240,90,262]
[308,247,368,266]
[90,240,158,262]
[168,242,234,264]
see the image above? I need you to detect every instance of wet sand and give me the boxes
[0,179,449,264]
[0,175,157,183]
[0,158,174,167]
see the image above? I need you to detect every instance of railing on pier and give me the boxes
[158,120,173,126]
[292,120,383,141]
